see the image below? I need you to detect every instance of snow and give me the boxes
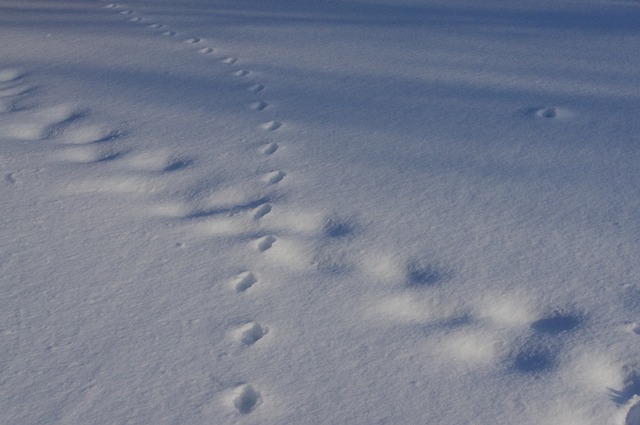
[1,0,640,424]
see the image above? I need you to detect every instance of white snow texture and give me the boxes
[1,0,640,424]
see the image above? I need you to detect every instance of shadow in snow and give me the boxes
[323,216,359,238]
[185,196,271,219]
[610,372,640,405]
[510,343,557,375]
[531,311,583,335]
[406,261,449,288]
[92,0,640,34]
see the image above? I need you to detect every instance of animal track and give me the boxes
[506,309,582,376]
[510,343,556,374]
[530,106,571,119]
[248,84,264,93]
[104,3,118,9]
[163,158,192,172]
[237,322,267,345]
[250,101,268,111]
[262,170,286,184]
[85,12,284,412]
[261,142,279,155]
[260,121,282,131]
[323,216,357,238]
[253,203,272,220]
[256,235,277,252]
[184,190,271,219]
[5,173,17,184]
[406,262,446,287]
[232,384,261,414]
[530,310,582,334]
[233,272,258,292]
[536,107,557,118]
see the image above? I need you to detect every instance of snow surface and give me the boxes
[1,0,640,424]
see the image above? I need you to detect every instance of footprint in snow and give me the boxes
[530,310,583,335]
[405,261,448,288]
[198,47,214,55]
[536,107,558,118]
[248,84,264,93]
[507,309,583,375]
[322,216,358,239]
[235,322,267,345]
[148,23,163,29]
[255,235,277,252]
[5,172,18,185]
[530,106,571,119]
[510,342,557,374]
[231,384,261,414]
[128,17,142,22]
[232,271,258,292]
[184,38,201,44]
[260,121,282,131]
[250,101,269,111]
[162,31,177,37]
[162,158,192,172]
[262,170,286,184]
[261,142,278,155]
[253,203,272,220]
[119,10,134,15]
[233,69,249,77]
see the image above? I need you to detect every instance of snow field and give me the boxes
[1,0,640,424]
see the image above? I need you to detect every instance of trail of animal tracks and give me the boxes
[1,1,640,424]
